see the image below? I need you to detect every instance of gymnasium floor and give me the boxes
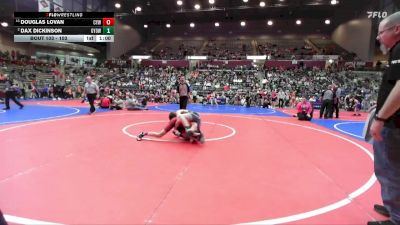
[0,100,385,225]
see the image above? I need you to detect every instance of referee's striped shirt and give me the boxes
[84,82,98,94]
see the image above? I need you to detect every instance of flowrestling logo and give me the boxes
[367,11,388,19]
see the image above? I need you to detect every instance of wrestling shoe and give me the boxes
[367,220,395,225]
[173,130,181,137]
[374,204,390,217]
[137,132,146,141]
[197,132,205,144]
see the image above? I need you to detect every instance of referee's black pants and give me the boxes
[331,103,339,118]
[278,99,284,108]
[297,112,312,121]
[320,99,332,119]
[179,96,188,109]
[87,93,97,113]
[4,91,23,109]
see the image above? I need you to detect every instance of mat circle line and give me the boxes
[0,106,81,125]
[334,121,365,139]
[122,120,236,142]
[0,113,375,225]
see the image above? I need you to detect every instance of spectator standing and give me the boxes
[368,12,400,225]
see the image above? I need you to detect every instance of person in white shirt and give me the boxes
[278,89,286,108]
[83,76,99,114]
[192,90,198,103]
[210,91,218,106]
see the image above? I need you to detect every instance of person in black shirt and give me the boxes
[319,85,333,119]
[368,12,400,225]
[2,74,24,110]
[245,94,251,107]
[331,85,341,118]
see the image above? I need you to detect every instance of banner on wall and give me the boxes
[207,64,219,68]
[313,55,339,60]
[344,62,355,68]
[355,61,366,67]
[38,0,50,12]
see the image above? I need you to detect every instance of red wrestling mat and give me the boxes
[0,112,384,224]
[279,108,368,121]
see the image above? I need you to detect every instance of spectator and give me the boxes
[110,96,124,110]
[296,97,313,121]
[99,96,112,109]
[368,11,400,225]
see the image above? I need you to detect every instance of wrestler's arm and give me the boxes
[174,117,184,130]
[176,109,189,115]
[147,129,167,137]
[146,118,175,138]
[177,113,191,128]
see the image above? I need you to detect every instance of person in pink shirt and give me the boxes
[296,97,313,121]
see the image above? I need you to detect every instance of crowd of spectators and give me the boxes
[87,66,380,112]
[1,56,381,113]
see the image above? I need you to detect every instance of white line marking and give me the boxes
[4,215,64,225]
[281,110,367,120]
[336,115,367,119]
[252,110,276,115]
[228,115,375,225]
[0,106,80,125]
[1,112,168,225]
[334,121,365,139]
[0,113,376,225]
[0,112,165,133]
[122,121,236,142]
[240,199,353,225]
[154,105,276,115]
[154,105,172,111]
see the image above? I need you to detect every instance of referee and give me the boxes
[83,76,99,114]
[319,85,333,119]
[2,74,24,110]
[177,75,191,109]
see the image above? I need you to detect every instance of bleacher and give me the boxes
[256,39,315,59]
[127,37,358,61]
[202,39,252,60]
[126,40,160,56]
[151,40,204,59]
[309,38,352,59]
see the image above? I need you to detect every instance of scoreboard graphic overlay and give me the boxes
[14,12,114,42]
